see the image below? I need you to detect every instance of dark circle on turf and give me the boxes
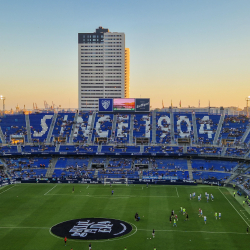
[51,218,133,240]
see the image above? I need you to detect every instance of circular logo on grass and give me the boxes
[51,218,133,240]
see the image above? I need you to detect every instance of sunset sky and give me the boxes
[1,0,250,110]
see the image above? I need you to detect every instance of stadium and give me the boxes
[1,102,250,250]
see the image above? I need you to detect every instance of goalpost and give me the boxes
[104,178,128,186]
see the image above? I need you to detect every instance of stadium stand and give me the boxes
[29,113,53,143]
[1,111,250,185]
[195,113,220,144]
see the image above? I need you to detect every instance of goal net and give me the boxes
[104,178,128,186]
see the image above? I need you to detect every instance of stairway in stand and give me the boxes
[187,159,193,180]
[213,111,225,145]
[25,114,32,143]
[69,112,79,143]
[46,113,58,143]
[152,110,156,144]
[45,157,58,178]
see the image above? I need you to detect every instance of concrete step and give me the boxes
[69,112,79,143]
[192,113,198,144]
[213,111,225,145]
[46,113,58,143]
[25,114,32,143]
[129,115,134,144]
[87,112,96,144]
[187,159,193,180]
[0,126,6,144]
[45,157,58,178]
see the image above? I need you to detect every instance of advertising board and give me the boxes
[113,98,135,111]
[135,98,150,112]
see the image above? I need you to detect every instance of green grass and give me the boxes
[0,184,250,250]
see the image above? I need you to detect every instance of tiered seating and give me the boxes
[51,113,75,142]
[144,146,183,154]
[153,158,188,170]
[98,169,139,179]
[6,157,51,178]
[73,112,91,143]
[191,159,237,172]
[133,114,152,142]
[0,146,17,154]
[22,145,56,153]
[98,158,137,178]
[134,158,150,165]
[243,124,250,144]
[92,157,106,164]
[92,114,113,141]
[219,115,249,144]
[156,112,171,144]
[142,170,189,180]
[20,169,47,178]
[29,113,53,142]
[108,158,132,169]
[78,145,97,153]
[225,147,248,157]
[59,145,97,153]
[100,146,141,153]
[174,113,194,142]
[53,157,93,178]
[101,146,124,153]
[0,170,8,181]
[126,146,140,153]
[0,114,27,142]
[187,146,222,155]
[192,171,231,181]
[116,114,131,143]
[60,145,76,152]
[144,146,162,153]
[196,114,220,144]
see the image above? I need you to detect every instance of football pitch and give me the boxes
[0,184,250,250]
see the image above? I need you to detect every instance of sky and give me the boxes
[0,0,250,110]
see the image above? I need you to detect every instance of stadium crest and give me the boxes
[102,100,110,110]
[51,218,133,240]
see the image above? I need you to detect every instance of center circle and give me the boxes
[51,218,133,240]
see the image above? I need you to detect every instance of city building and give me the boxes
[78,27,130,110]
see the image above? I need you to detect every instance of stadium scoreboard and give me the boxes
[99,98,150,112]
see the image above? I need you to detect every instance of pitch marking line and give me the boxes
[137,229,247,235]
[45,194,178,198]
[86,185,89,189]
[0,226,247,236]
[240,210,250,221]
[184,186,217,188]
[0,185,15,195]
[219,188,250,227]
[0,227,49,229]
[44,185,57,196]
[176,187,179,197]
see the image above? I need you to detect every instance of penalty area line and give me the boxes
[44,185,57,196]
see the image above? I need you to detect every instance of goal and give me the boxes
[104,178,128,186]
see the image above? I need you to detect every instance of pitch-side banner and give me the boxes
[99,99,113,112]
